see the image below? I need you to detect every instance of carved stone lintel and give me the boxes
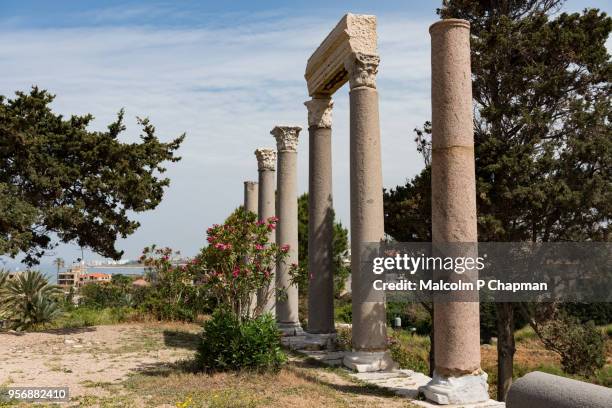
[254,148,276,171]
[271,126,301,152]
[304,98,334,128]
[344,52,380,89]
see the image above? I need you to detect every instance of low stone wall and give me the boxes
[506,371,612,408]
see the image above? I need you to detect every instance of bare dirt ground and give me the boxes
[0,323,418,407]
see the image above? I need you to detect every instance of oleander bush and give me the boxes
[196,309,285,372]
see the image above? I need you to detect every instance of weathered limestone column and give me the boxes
[342,52,393,372]
[271,126,304,336]
[244,181,259,315]
[304,97,335,345]
[420,19,489,405]
[244,181,258,215]
[255,148,277,316]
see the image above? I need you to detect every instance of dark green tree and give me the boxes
[297,193,350,297]
[0,88,184,265]
[385,0,611,399]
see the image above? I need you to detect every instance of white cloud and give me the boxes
[0,10,431,263]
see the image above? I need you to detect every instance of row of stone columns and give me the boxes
[241,17,487,405]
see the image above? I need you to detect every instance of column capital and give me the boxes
[244,180,258,186]
[344,52,380,90]
[254,148,276,171]
[304,97,334,128]
[271,126,301,152]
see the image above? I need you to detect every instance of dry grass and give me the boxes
[0,323,419,408]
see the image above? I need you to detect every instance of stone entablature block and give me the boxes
[305,13,377,96]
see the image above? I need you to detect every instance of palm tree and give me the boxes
[53,257,65,283]
[0,270,10,322]
[3,271,62,330]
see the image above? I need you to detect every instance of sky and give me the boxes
[0,0,610,269]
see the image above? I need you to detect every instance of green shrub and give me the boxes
[196,309,286,372]
[538,314,605,376]
[388,330,430,375]
[334,327,352,351]
[334,303,352,323]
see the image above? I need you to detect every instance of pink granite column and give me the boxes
[420,19,489,405]
[342,52,393,372]
[254,148,277,316]
[271,126,304,336]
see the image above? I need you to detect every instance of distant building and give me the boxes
[58,265,87,289]
[78,273,111,286]
[132,278,150,288]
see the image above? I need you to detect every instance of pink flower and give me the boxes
[267,216,279,223]
[214,243,226,250]
[232,267,240,278]
[280,244,290,252]
[291,262,298,268]
[267,224,276,231]
[207,236,214,243]
[255,244,264,251]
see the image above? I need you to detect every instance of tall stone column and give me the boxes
[342,52,393,372]
[244,181,258,215]
[304,97,335,345]
[420,19,489,405]
[271,126,304,336]
[244,181,259,315]
[255,148,277,316]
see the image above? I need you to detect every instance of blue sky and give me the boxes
[0,0,610,269]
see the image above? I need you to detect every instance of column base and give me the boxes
[299,332,335,350]
[343,351,395,373]
[277,322,304,337]
[419,371,489,405]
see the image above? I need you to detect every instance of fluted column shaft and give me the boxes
[255,148,276,316]
[272,126,303,335]
[305,97,335,335]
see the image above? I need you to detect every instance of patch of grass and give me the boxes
[514,325,537,342]
[387,329,430,375]
[41,307,143,330]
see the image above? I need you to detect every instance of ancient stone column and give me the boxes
[271,126,304,336]
[244,181,258,215]
[244,181,259,315]
[254,148,277,316]
[342,52,393,372]
[420,19,489,405]
[304,97,335,345]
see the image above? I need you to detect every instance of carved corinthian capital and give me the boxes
[304,98,333,128]
[344,52,380,89]
[254,148,276,171]
[271,126,301,152]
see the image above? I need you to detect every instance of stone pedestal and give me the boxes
[342,52,392,372]
[254,148,277,316]
[271,126,304,336]
[304,97,336,337]
[420,19,489,405]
